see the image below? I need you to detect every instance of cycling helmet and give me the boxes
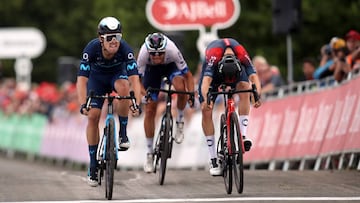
[97,17,122,35]
[218,55,242,84]
[145,33,167,52]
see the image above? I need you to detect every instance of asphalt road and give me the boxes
[0,156,359,203]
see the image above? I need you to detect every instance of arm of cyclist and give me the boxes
[183,70,196,107]
[128,74,142,117]
[249,74,262,108]
[201,75,214,110]
[77,76,90,115]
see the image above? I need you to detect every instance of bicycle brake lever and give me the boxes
[86,90,95,110]
[251,84,260,102]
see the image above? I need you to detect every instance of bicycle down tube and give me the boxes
[146,80,194,185]
[85,90,138,200]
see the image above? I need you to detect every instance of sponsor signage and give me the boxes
[146,0,240,31]
[0,27,46,59]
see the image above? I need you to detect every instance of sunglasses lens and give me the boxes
[149,52,165,56]
[104,34,122,42]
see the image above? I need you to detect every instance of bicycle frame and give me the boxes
[85,90,137,200]
[208,83,259,194]
[146,78,194,185]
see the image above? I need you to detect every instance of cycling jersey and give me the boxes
[202,38,256,81]
[137,36,190,101]
[77,38,139,108]
[198,38,256,103]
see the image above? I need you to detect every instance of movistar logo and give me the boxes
[119,75,128,79]
[80,64,90,71]
[127,62,137,71]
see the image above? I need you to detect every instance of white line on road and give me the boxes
[22,196,360,203]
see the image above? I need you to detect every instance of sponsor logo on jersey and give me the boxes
[80,64,90,71]
[127,62,137,71]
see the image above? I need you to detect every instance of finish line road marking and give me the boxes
[21,196,360,203]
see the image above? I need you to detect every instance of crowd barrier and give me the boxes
[0,74,359,171]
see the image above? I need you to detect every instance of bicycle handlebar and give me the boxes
[206,84,260,106]
[146,87,194,102]
[85,90,139,112]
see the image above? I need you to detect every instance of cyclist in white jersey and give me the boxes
[137,33,195,173]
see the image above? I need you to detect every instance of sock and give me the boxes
[206,135,216,159]
[176,109,184,123]
[146,137,154,154]
[119,116,128,142]
[239,115,249,137]
[89,144,98,168]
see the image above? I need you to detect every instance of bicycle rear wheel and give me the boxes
[105,118,116,200]
[230,112,244,194]
[158,114,171,185]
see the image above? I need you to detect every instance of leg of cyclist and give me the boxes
[143,100,157,173]
[172,68,195,144]
[199,75,222,176]
[114,79,131,151]
[141,66,163,173]
[236,81,252,151]
[86,108,101,186]
[172,76,187,144]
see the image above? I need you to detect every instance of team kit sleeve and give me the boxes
[136,44,149,77]
[167,41,190,74]
[78,41,94,78]
[234,45,257,76]
[122,41,139,76]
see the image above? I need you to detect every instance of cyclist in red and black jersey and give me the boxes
[198,38,261,176]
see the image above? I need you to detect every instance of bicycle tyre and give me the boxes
[230,112,244,194]
[219,113,232,194]
[105,118,115,200]
[158,114,171,185]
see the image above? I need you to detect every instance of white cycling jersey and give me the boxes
[137,36,188,77]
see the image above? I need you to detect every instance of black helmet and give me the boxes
[145,33,167,52]
[218,55,242,84]
[97,17,122,35]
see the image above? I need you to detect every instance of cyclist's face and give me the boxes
[100,33,121,55]
[149,51,165,64]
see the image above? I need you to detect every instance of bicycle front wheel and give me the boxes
[230,112,244,194]
[158,114,171,185]
[105,118,116,200]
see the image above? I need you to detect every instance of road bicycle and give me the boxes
[146,78,194,185]
[207,83,259,194]
[85,90,138,200]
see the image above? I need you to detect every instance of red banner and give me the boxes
[246,76,360,162]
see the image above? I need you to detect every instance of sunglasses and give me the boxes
[102,33,122,42]
[149,51,165,56]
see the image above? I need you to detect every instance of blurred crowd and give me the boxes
[1,29,359,121]
[0,78,78,121]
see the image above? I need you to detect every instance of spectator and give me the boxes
[344,30,360,70]
[313,37,347,80]
[252,55,284,94]
[299,57,316,81]
[329,37,350,82]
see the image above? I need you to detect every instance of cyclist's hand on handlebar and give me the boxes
[130,104,142,117]
[188,92,195,108]
[80,103,90,116]
[253,99,261,108]
[201,99,213,110]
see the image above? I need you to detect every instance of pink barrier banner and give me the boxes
[287,91,333,158]
[245,98,286,162]
[321,77,360,154]
[246,76,360,162]
[272,95,304,160]
[343,77,360,151]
